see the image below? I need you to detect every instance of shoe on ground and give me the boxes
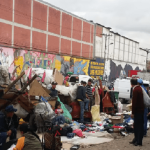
[134,142,138,146]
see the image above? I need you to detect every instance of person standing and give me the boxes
[85,79,93,108]
[76,81,89,123]
[137,79,148,137]
[130,78,144,146]
[0,105,17,150]
[49,82,58,97]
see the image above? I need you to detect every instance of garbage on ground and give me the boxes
[0,68,142,149]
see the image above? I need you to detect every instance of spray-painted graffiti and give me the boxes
[55,56,90,76]
[0,47,145,82]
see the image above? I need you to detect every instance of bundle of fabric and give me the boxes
[34,101,55,133]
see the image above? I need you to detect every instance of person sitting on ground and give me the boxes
[49,81,58,97]
[55,101,64,115]
[0,105,17,150]
[51,101,66,125]
[76,81,90,123]
[13,123,42,150]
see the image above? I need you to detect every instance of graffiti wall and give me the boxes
[0,47,92,78]
[105,59,145,82]
[0,46,145,82]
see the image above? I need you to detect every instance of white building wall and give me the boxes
[94,25,147,81]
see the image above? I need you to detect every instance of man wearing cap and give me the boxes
[49,81,58,97]
[137,79,148,137]
[0,105,17,150]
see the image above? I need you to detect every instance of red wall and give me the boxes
[0,0,94,59]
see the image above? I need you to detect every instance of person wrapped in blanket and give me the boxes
[13,123,42,150]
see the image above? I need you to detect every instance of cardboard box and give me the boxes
[111,114,123,125]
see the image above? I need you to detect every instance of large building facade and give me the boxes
[0,0,147,81]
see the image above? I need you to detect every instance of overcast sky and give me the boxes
[43,0,150,49]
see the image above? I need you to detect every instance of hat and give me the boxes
[82,81,87,84]
[137,79,143,84]
[52,81,57,85]
[88,79,92,82]
[5,105,17,112]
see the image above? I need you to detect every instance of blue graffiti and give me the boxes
[74,60,87,75]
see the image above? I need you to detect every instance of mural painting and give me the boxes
[55,56,90,76]
[108,60,141,82]
[0,47,144,82]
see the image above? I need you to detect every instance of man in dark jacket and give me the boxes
[0,105,17,150]
[130,79,144,146]
[49,82,58,97]
[76,81,89,123]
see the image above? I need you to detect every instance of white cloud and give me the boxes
[43,0,150,48]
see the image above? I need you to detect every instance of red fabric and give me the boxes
[55,109,63,114]
[98,88,102,95]
[92,87,95,92]
[73,129,84,137]
[41,71,46,82]
[112,126,124,129]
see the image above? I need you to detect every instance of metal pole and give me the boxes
[103,35,107,80]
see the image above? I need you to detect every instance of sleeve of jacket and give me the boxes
[82,87,86,100]
[14,137,25,150]
[132,89,137,115]
[0,113,5,132]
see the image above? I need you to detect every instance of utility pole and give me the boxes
[101,34,112,80]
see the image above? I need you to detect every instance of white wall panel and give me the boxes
[108,33,114,59]
[95,36,103,57]
[124,38,129,61]
[119,37,124,61]
[135,43,139,64]
[114,35,120,60]
[102,28,110,59]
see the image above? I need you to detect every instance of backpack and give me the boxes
[141,87,150,107]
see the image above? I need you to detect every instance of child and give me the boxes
[55,101,63,116]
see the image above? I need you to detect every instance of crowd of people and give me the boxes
[1,76,150,149]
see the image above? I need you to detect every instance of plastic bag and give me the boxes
[7,144,16,150]
[13,104,29,118]
[141,87,150,107]
[56,85,69,96]
[95,87,100,105]
[34,101,55,133]
[64,104,72,113]
[57,97,72,121]
[69,83,79,100]
[34,102,54,117]
[91,105,101,122]
[117,101,123,113]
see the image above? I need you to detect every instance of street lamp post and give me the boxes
[101,34,112,80]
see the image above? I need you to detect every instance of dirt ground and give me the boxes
[79,127,150,150]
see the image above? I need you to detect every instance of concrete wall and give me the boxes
[0,0,94,59]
